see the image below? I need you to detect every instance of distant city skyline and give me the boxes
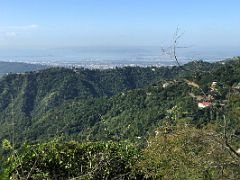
[0,0,239,59]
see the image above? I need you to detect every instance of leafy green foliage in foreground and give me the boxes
[136,123,240,179]
[2,122,240,179]
[2,141,141,179]
[0,58,240,179]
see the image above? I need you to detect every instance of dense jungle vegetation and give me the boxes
[0,57,240,179]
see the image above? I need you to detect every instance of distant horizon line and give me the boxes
[0,44,240,50]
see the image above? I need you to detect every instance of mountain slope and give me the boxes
[0,65,181,143]
[1,59,240,145]
[0,61,47,76]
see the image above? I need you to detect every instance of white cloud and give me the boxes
[26,24,39,29]
[0,24,39,38]
[13,24,39,30]
[0,24,39,39]
[1,24,39,30]
[29,24,39,28]
[5,32,17,37]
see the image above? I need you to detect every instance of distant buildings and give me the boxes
[233,82,240,90]
[162,82,170,88]
[237,148,240,154]
[198,102,212,109]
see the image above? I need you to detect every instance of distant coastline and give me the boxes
[0,46,239,68]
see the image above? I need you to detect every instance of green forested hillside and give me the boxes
[0,58,240,179]
[0,65,180,143]
[0,59,239,145]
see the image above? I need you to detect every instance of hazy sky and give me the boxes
[0,0,240,50]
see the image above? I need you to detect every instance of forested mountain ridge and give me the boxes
[0,61,47,76]
[0,59,239,145]
[1,58,240,179]
[0,65,179,143]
